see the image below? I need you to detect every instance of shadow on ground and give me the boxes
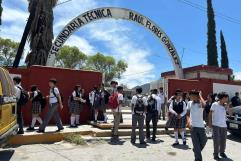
[0,150,15,161]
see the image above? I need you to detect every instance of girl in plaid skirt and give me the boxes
[168,90,187,146]
[27,85,43,131]
[69,85,86,127]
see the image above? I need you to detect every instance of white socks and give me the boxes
[174,131,178,142]
[95,113,98,121]
[180,131,185,141]
[31,117,37,128]
[76,115,80,124]
[31,117,43,128]
[70,116,76,126]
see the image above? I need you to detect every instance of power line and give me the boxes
[177,0,241,26]
[56,0,72,7]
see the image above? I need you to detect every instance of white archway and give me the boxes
[46,7,184,78]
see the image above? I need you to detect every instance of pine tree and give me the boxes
[220,30,229,68]
[207,0,218,67]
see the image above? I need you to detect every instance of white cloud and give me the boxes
[2,6,28,23]
[234,72,241,80]
[65,35,96,55]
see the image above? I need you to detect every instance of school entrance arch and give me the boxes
[46,7,184,78]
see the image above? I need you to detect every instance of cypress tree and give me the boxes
[207,0,218,67]
[220,30,229,68]
[0,0,2,25]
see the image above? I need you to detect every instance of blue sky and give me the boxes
[1,0,241,87]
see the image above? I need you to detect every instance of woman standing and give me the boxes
[69,85,86,127]
[168,90,187,146]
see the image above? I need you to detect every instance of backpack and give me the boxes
[108,92,119,109]
[134,95,145,114]
[104,90,110,104]
[17,86,29,106]
[147,95,157,113]
[93,91,102,107]
[52,87,64,103]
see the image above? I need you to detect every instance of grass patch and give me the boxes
[64,134,87,145]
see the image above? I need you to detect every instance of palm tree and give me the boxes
[25,0,58,67]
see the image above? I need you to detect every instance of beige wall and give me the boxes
[200,71,229,80]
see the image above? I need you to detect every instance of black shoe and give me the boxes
[165,127,168,131]
[17,130,24,134]
[130,141,135,144]
[151,138,156,142]
[76,123,80,126]
[163,118,165,120]
[214,156,221,160]
[69,125,77,128]
[56,127,64,132]
[26,127,35,131]
[172,142,179,146]
[140,141,147,145]
[37,129,45,133]
[94,120,97,123]
[220,153,228,158]
[183,140,186,145]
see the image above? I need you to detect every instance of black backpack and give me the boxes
[33,91,47,109]
[93,91,102,107]
[147,95,157,113]
[134,95,145,114]
[52,88,64,103]
[17,86,29,106]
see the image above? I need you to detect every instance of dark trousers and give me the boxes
[131,114,145,143]
[39,103,63,131]
[191,127,207,161]
[146,111,158,139]
[17,103,24,132]
[212,126,227,156]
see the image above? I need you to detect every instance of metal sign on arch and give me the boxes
[46,7,184,79]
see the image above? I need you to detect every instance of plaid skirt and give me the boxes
[70,100,83,114]
[166,113,186,129]
[32,101,41,115]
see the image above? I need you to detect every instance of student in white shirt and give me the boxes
[131,87,148,144]
[158,87,166,120]
[38,78,64,133]
[69,85,86,127]
[111,86,124,141]
[187,90,207,161]
[146,89,161,142]
[209,92,230,160]
[168,90,187,146]
[13,76,25,134]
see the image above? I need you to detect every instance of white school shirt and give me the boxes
[112,93,124,113]
[131,94,148,113]
[187,101,204,128]
[15,84,22,100]
[210,102,227,128]
[49,87,60,104]
[169,99,187,117]
[158,92,165,104]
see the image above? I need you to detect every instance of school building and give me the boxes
[161,65,241,98]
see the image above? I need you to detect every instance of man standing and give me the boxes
[188,90,207,161]
[38,78,64,133]
[13,76,25,134]
[158,87,166,120]
[131,87,148,144]
[146,89,161,142]
[111,86,124,141]
[231,92,241,107]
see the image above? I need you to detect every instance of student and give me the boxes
[111,86,124,141]
[187,90,207,161]
[158,87,166,120]
[69,85,86,127]
[89,86,102,123]
[231,92,241,107]
[100,83,110,123]
[146,89,161,142]
[38,78,64,133]
[204,93,214,135]
[27,85,43,131]
[131,87,148,144]
[110,81,123,123]
[168,90,187,146]
[13,76,25,134]
[209,92,230,160]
